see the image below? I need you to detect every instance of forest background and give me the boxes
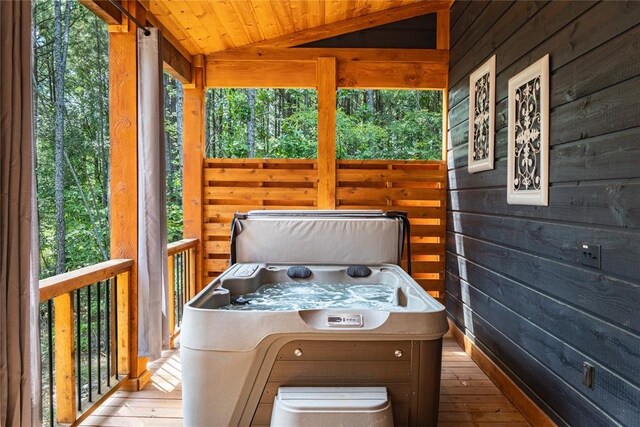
[33,0,443,279]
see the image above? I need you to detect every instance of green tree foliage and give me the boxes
[164,74,184,243]
[34,2,185,276]
[34,0,111,277]
[205,88,442,160]
[205,88,318,159]
[337,90,442,160]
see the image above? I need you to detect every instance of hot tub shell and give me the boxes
[181,211,448,426]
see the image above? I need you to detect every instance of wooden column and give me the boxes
[183,55,205,291]
[317,57,337,209]
[108,1,148,390]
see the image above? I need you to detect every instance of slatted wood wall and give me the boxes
[336,160,447,297]
[202,158,447,299]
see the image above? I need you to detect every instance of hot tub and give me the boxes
[181,211,448,426]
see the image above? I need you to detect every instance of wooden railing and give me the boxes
[167,238,198,348]
[202,158,447,298]
[39,259,133,426]
[39,238,199,426]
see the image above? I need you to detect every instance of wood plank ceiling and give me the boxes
[145,0,425,55]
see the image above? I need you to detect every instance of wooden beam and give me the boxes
[162,36,192,84]
[182,59,205,291]
[234,0,453,49]
[317,57,337,209]
[206,60,316,88]
[109,4,148,387]
[78,0,122,25]
[205,59,446,89]
[53,293,76,423]
[207,48,449,64]
[338,62,448,89]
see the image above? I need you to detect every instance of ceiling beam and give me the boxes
[229,0,453,50]
[162,36,192,84]
[206,48,449,64]
[205,59,447,90]
[78,0,122,25]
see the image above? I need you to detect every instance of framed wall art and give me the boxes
[507,54,549,206]
[468,55,495,173]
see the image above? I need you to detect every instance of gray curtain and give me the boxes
[137,27,169,360]
[0,1,39,426]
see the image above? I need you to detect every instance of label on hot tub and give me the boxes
[327,314,363,327]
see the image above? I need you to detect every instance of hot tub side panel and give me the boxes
[247,339,443,427]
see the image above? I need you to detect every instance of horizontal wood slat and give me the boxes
[202,159,446,297]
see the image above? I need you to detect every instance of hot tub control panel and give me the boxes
[234,264,259,277]
[327,314,363,327]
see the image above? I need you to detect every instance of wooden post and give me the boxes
[167,255,176,348]
[108,0,148,389]
[115,271,130,377]
[183,55,205,291]
[53,292,76,423]
[437,9,450,161]
[437,10,450,51]
[317,57,337,209]
[189,247,197,299]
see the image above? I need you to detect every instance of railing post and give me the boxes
[53,292,77,423]
[189,247,197,299]
[115,271,130,376]
[167,254,176,348]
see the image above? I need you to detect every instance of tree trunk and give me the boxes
[247,89,256,158]
[53,0,73,274]
[164,74,174,182]
[366,90,375,116]
[176,78,183,187]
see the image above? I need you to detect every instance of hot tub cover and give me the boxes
[231,210,407,266]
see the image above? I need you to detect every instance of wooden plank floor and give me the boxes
[81,335,531,426]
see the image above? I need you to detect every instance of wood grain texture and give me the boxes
[39,259,133,301]
[436,9,450,50]
[162,36,191,84]
[54,293,77,423]
[317,57,337,208]
[206,47,449,63]
[144,0,451,55]
[109,27,147,382]
[182,63,205,290]
[338,61,447,89]
[239,1,452,50]
[206,60,316,88]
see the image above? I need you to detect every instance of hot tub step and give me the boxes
[271,386,394,427]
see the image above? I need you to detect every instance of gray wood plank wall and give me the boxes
[446,1,640,426]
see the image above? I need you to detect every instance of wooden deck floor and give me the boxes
[81,336,531,426]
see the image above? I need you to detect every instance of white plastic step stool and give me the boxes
[270,386,394,427]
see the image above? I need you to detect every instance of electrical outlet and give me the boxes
[579,243,601,269]
[583,362,595,388]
